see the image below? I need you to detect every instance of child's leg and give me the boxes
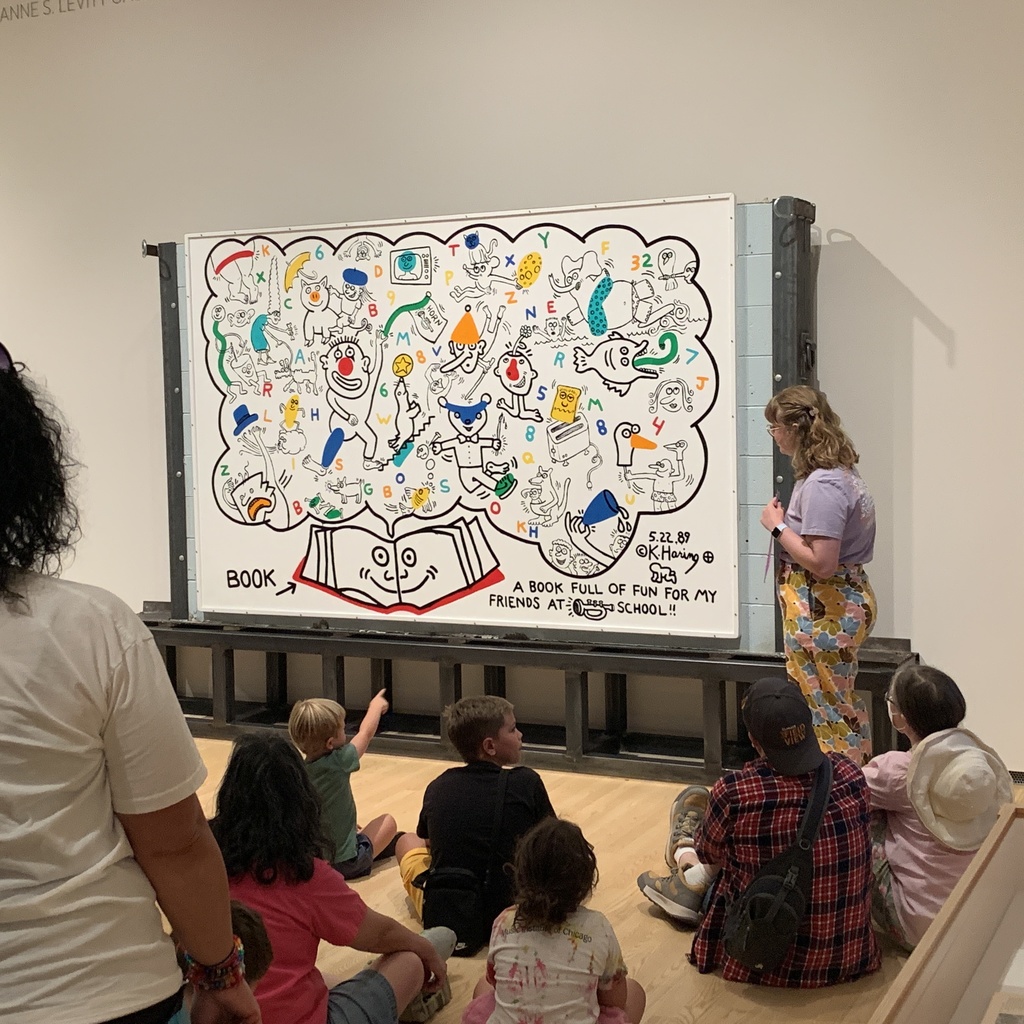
[362,813,398,857]
[674,847,701,869]
[326,957,421,1024]
[597,978,646,1024]
[461,976,497,1024]
[868,813,915,954]
[681,862,719,891]
[396,832,428,862]
[398,840,432,921]
[624,978,646,1024]
[664,786,710,868]
[368,951,426,1015]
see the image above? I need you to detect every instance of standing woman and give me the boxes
[0,345,259,1024]
[761,385,877,762]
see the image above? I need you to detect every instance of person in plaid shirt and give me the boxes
[638,677,880,987]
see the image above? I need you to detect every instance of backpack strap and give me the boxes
[794,756,834,852]
[481,767,511,892]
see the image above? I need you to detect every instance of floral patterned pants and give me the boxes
[777,563,876,761]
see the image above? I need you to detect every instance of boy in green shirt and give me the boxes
[288,690,397,878]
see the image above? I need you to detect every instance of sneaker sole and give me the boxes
[641,884,700,925]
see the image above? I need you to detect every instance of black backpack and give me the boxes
[723,757,833,973]
[414,769,509,956]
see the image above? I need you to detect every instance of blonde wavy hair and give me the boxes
[764,385,859,479]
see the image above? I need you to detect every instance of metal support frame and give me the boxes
[150,615,915,782]
[321,655,345,704]
[771,197,818,651]
[438,661,462,754]
[604,673,628,738]
[156,242,189,619]
[483,665,506,697]
[266,652,288,708]
[565,670,589,762]
[211,645,235,726]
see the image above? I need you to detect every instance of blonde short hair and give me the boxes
[288,698,345,758]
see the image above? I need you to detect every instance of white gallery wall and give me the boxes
[2,0,1021,766]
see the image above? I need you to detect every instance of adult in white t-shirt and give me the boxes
[0,349,259,1024]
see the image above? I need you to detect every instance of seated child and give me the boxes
[210,732,456,1024]
[171,900,274,1022]
[396,696,555,930]
[289,691,397,879]
[863,663,1012,951]
[462,817,646,1024]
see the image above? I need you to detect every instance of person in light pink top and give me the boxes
[863,664,1012,950]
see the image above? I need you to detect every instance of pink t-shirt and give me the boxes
[863,751,975,946]
[229,859,368,1024]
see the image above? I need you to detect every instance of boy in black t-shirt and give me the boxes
[396,696,555,923]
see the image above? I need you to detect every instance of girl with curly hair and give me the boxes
[0,348,260,1024]
[462,817,645,1024]
[210,732,455,1024]
[761,384,878,762]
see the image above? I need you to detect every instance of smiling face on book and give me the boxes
[302,512,500,612]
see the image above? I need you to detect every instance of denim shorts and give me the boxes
[326,968,397,1024]
[334,832,374,880]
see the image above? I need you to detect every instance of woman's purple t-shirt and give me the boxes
[785,467,876,566]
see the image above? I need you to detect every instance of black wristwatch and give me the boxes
[771,523,787,539]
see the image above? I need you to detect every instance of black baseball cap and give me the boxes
[742,676,825,776]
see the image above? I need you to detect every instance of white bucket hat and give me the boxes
[906,728,1013,851]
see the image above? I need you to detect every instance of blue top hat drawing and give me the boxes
[583,489,622,526]
[232,404,259,436]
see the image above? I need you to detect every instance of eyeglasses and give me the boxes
[766,424,782,435]
[0,341,13,373]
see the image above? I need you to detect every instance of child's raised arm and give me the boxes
[351,689,389,757]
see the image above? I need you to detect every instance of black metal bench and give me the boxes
[145,609,914,783]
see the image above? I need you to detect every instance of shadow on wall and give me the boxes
[814,230,955,642]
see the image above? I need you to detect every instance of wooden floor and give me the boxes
[195,739,953,1024]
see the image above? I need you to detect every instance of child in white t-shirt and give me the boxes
[864,664,1012,950]
[462,818,646,1024]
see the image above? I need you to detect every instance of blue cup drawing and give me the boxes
[582,489,621,526]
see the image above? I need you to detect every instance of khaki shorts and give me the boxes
[399,846,431,920]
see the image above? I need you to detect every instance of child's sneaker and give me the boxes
[399,978,452,1023]
[665,785,710,868]
[399,927,457,1022]
[637,869,705,925]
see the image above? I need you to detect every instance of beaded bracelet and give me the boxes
[184,935,246,991]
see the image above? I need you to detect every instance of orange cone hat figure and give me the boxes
[451,305,481,347]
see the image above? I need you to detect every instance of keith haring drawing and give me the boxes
[186,196,738,636]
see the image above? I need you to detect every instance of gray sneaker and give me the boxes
[665,785,710,868]
[637,869,704,924]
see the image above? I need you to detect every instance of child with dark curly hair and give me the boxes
[462,818,645,1024]
[210,732,456,1024]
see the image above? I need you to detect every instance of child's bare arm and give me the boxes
[597,973,628,1009]
[351,688,389,757]
[350,906,447,992]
